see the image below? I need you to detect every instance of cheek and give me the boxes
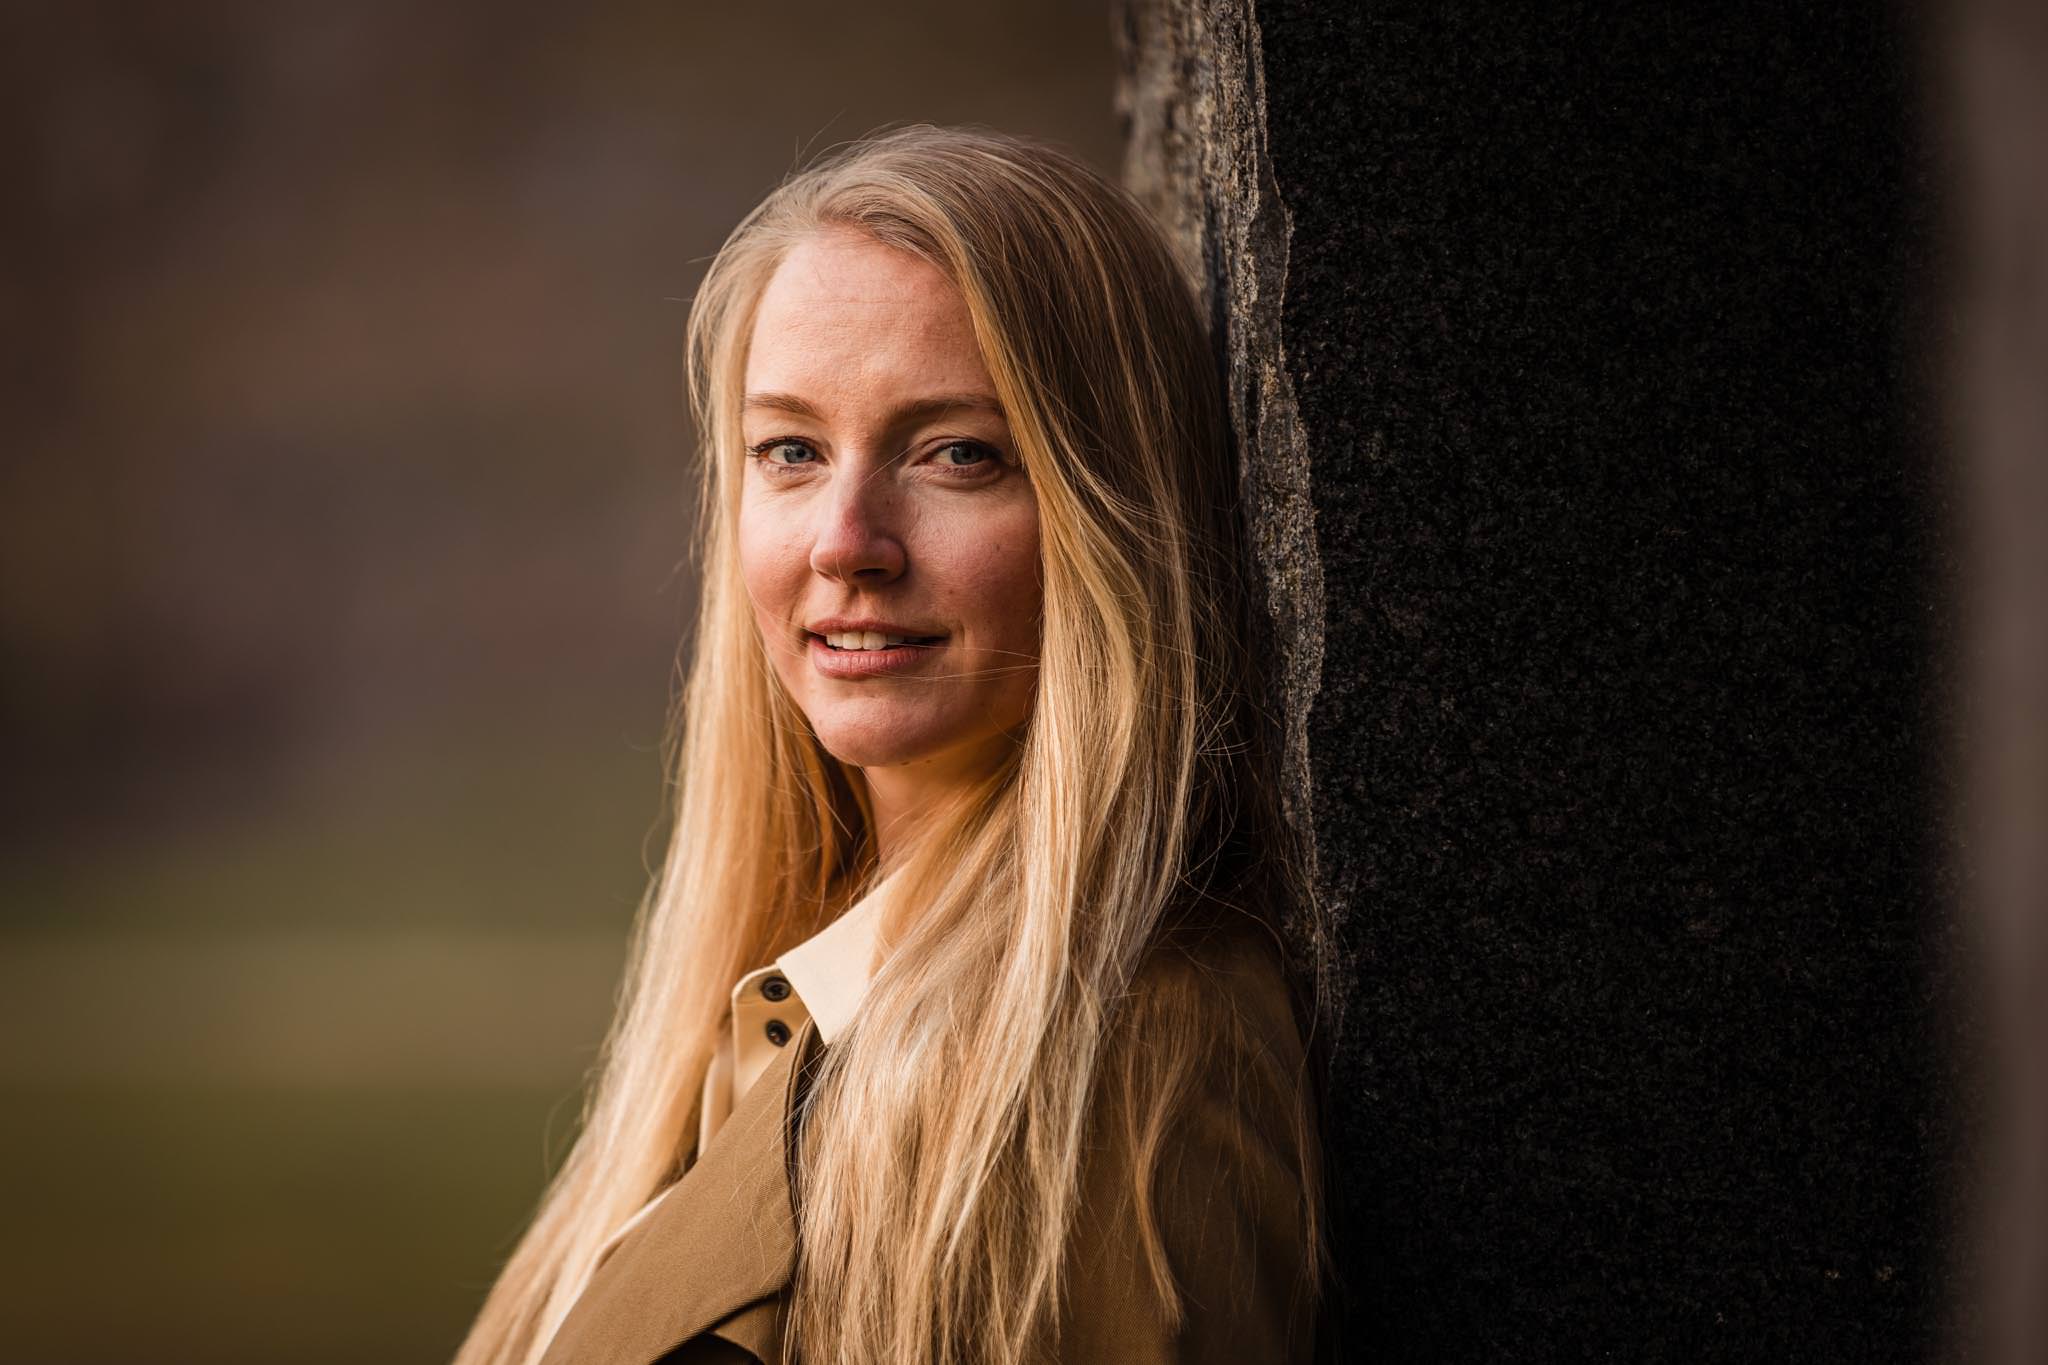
[931,502,1042,650]
[736,501,806,627]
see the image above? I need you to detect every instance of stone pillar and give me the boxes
[1118,3,1966,1359]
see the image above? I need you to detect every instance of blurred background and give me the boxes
[0,3,1116,1361]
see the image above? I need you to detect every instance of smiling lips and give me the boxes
[817,629,941,651]
[807,630,944,678]
[805,617,945,649]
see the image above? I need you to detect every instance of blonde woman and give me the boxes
[454,124,1326,1365]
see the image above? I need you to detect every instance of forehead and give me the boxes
[743,229,992,400]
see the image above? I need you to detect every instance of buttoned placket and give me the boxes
[697,964,811,1160]
[730,965,809,1096]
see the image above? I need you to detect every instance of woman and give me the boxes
[454,124,1325,1365]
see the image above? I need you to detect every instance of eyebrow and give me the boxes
[741,391,1007,425]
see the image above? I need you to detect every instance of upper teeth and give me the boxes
[825,631,919,650]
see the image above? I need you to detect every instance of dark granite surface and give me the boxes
[1231,5,1957,1359]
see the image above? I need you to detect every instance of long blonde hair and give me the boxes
[454,124,1321,1365]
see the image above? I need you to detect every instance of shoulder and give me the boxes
[1124,912,1309,1066]
[1110,912,1316,1146]
[1048,914,1322,1363]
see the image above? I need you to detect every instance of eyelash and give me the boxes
[744,437,1003,475]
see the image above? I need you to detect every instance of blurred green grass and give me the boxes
[0,730,663,1364]
[0,1082,573,1365]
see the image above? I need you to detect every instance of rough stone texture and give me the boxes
[1119,3,1964,1360]
[1115,0,1334,992]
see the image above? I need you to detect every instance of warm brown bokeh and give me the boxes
[0,4,1116,1361]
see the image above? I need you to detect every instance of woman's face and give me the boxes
[737,227,1041,782]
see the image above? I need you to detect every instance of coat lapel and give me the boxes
[540,1021,819,1365]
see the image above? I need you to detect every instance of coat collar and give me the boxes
[539,1020,820,1365]
[772,861,903,1044]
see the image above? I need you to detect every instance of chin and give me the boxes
[808,712,954,770]
[809,704,1020,776]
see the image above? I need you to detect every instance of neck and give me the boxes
[861,733,1014,873]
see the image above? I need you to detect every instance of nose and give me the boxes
[807,464,906,583]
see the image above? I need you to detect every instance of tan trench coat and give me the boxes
[538,923,1319,1365]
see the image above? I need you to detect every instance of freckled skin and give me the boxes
[738,229,1042,848]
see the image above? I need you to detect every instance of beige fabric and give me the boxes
[539,914,1319,1365]
[539,1017,816,1365]
[546,870,901,1359]
[697,866,897,1155]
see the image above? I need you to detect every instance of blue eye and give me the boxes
[751,438,818,466]
[931,441,993,467]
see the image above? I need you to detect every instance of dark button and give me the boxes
[764,1019,791,1047]
[760,975,791,1003]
